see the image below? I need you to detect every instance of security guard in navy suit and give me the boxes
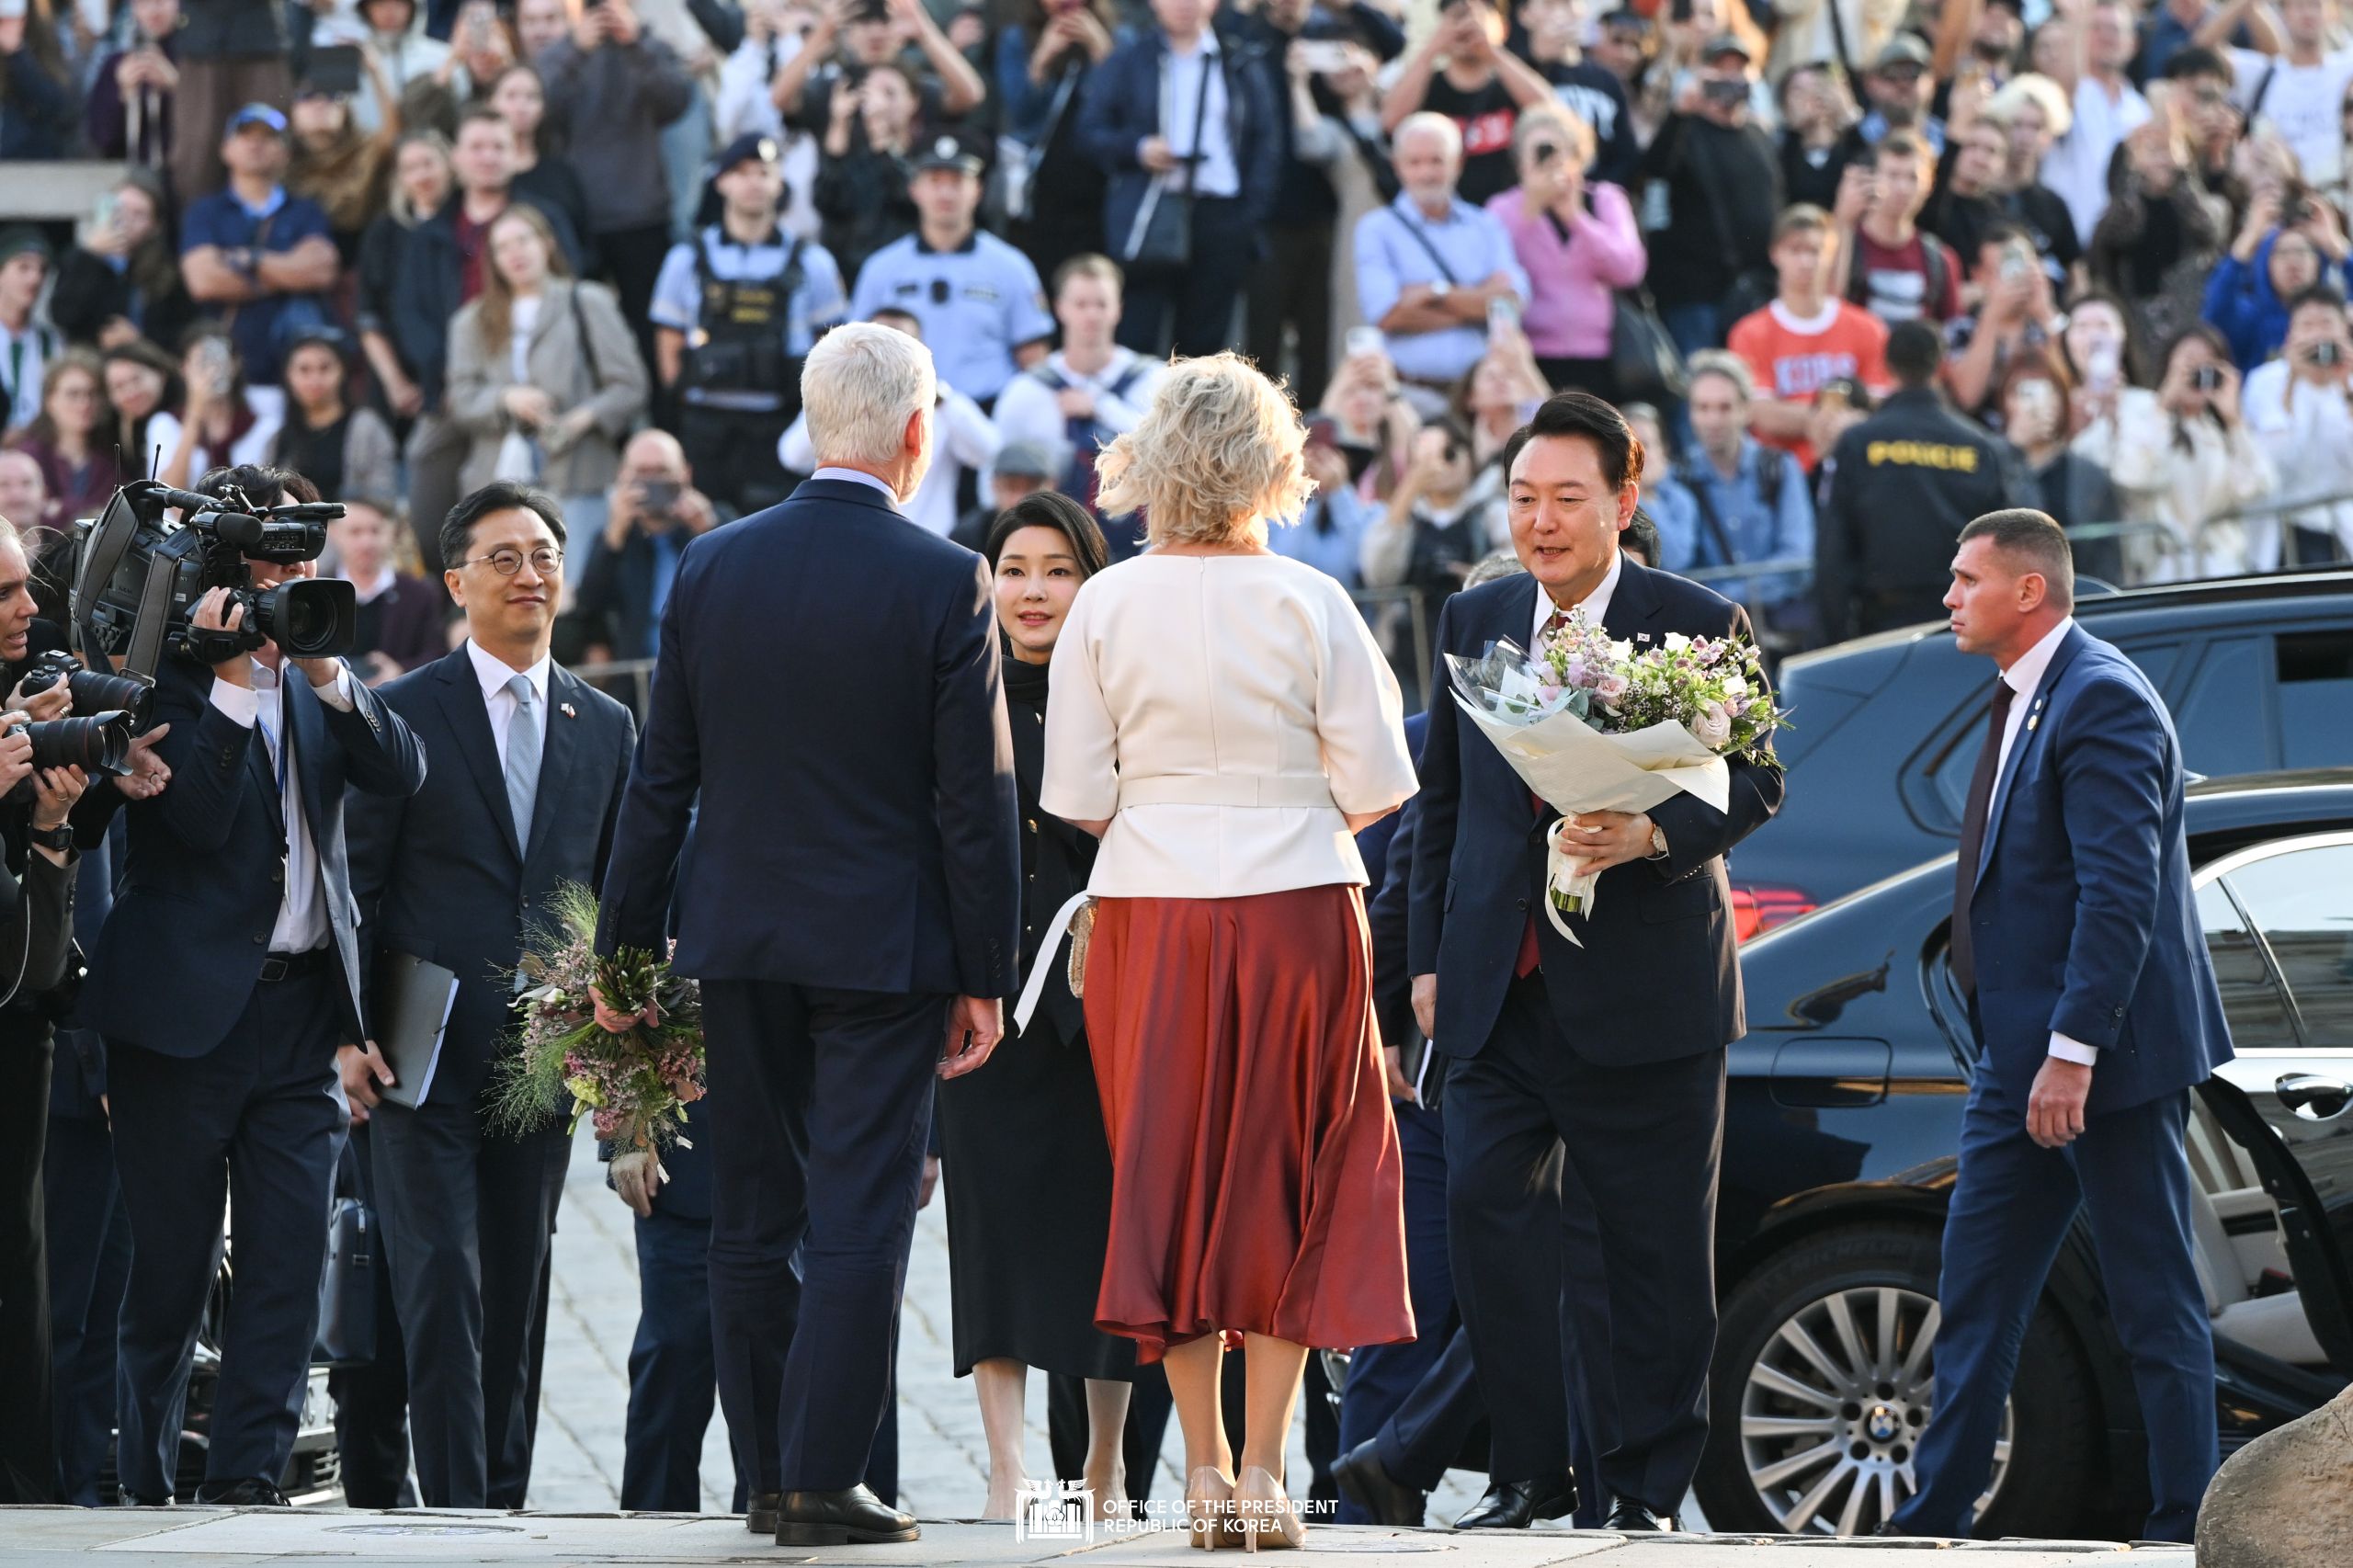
[87,464,426,1506]
[343,482,636,1509]
[1817,321,2035,642]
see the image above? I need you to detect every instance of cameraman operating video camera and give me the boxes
[0,514,95,1506]
[82,464,426,1507]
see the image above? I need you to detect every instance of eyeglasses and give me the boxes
[465,545,563,576]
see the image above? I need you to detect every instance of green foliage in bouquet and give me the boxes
[488,881,705,1153]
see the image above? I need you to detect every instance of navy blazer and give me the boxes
[597,477,1022,998]
[1407,560,1785,1065]
[346,648,637,1107]
[87,654,427,1058]
[1074,29,1283,258]
[1961,623,2233,1115]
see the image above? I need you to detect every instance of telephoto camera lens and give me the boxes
[20,659,156,730]
[4,710,135,801]
[247,579,358,660]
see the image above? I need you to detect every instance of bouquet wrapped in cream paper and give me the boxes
[1446,616,1788,943]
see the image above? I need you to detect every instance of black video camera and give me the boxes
[68,479,358,674]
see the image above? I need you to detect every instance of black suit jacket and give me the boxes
[597,476,1021,998]
[86,654,427,1058]
[1406,558,1785,1065]
[347,647,637,1107]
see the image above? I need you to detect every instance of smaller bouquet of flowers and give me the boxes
[1447,616,1788,941]
[489,881,705,1163]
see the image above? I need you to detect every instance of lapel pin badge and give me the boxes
[560,702,576,719]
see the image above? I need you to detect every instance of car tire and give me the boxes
[1696,1221,2099,1539]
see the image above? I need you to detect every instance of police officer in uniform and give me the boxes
[1817,321,2035,642]
[846,133,1055,411]
[652,134,850,518]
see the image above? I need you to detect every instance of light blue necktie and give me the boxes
[505,675,540,848]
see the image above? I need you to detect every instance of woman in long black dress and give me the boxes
[939,492,1135,1521]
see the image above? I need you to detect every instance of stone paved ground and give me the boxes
[529,1128,1488,1522]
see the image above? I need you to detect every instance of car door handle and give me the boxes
[2276,1074,2353,1122]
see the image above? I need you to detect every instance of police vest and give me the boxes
[682,231,806,410]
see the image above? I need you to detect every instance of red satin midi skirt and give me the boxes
[1083,883,1415,1363]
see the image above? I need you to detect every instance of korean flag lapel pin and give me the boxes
[560,701,577,719]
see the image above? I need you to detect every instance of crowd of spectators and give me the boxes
[6,0,2353,699]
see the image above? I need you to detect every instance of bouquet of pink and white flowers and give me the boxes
[1447,614,1789,940]
[489,881,705,1156]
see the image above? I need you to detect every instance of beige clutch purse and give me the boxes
[1066,900,1097,999]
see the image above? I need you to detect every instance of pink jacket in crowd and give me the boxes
[1483,182,1647,361]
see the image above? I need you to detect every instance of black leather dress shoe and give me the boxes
[774,1484,920,1545]
[1604,1498,1675,1532]
[745,1492,782,1534]
[193,1479,290,1507]
[1454,1475,1577,1529]
[1331,1439,1426,1528]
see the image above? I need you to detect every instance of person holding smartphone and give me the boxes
[2236,289,2353,570]
[573,428,725,663]
[1484,103,1643,399]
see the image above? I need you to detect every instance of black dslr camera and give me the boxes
[69,479,358,672]
[0,649,138,803]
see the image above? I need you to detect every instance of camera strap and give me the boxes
[122,551,178,683]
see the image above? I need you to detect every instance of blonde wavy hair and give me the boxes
[1096,354,1313,547]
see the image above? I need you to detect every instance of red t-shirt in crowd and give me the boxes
[1851,228,1964,326]
[1727,298,1892,468]
[454,207,493,303]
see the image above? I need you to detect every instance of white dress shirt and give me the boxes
[1532,549,1623,646]
[209,658,357,954]
[1042,554,1418,898]
[1990,615,2097,1066]
[1161,35,1241,201]
[468,639,552,773]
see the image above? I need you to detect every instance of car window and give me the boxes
[2198,881,2301,1051]
[2169,636,2279,776]
[2223,844,2353,1051]
[2277,633,2353,772]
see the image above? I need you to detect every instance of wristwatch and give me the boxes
[1647,824,1669,860]
[1429,280,1453,301]
[30,823,74,854]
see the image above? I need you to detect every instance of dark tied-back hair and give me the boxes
[1959,507,2075,610]
[198,463,320,506]
[440,481,567,578]
[1499,391,1645,494]
[985,490,1110,578]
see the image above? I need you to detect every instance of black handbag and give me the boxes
[313,1194,379,1369]
[1612,287,1688,404]
[1120,47,1219,275]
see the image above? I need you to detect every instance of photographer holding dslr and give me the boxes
[0,516,96,1506]
[81,464,426,1506]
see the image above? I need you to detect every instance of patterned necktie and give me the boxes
[505,675,541,849]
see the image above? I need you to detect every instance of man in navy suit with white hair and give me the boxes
[1893,508,2232,1542]
[597,321,1022,1546]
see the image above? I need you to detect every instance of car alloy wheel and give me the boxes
[1738,1284,2008,1535]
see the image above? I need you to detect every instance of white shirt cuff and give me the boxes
[311,664,355,711]
[2048,1031,2099,1066]
[209,678,258,728]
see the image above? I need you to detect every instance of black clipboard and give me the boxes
[374,950,460,1109]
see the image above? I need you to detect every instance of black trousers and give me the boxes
[598,222,675,384]
[624,1205,745,1511]
[44,1102,130,1506]
[700,979,942,1494]
[330,1128,415,1509]
[1117,197,1255,361]
[679,404,795,519]
[0,1027,55,1504]
[1245,221,1337,410]
[369,1096,570,1508]
[110,967,347,1501]
[1443,975,1723,1515]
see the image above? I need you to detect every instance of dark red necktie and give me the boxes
[1949,678,2017,997]
[1516,608,1574,978]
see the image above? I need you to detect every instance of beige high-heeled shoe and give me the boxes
[1234,1465,1304,1551]
[1186,1466,1236,1550]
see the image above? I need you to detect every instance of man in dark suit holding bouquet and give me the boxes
[1892,511,2229,1542]
[597,322,1021,1546]
[1407,392,1784,1532]
[341,482,638,1509]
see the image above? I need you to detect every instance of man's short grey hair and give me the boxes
[1394,111,1463,165]
[801,323,936,469]
[1686,349,1756,403]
